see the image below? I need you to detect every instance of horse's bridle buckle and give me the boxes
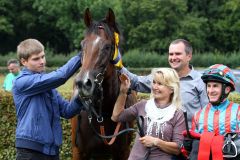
[94,72,104,85]
[88,115,92,123]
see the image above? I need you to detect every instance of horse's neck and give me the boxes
[102,70,120,105]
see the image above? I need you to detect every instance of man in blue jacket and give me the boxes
[12,38,83,160]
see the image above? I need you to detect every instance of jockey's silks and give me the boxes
[192,99,240,135]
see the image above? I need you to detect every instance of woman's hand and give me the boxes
[119,74,130,94]
[140,135,181,155]
[111,74,130,122]
[139,135,158,147]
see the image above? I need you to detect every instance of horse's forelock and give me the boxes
[85,20,117,42]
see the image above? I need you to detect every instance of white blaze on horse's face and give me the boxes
[83,71,90,83]
[82,71,90,87]
[91,36,102,62]
[93,36,101,48]
[81,71,93,96]
[76,69,96,97]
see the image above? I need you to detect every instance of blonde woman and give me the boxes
[112,68,185,160]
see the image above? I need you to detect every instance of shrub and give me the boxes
[122,50,240,68]
[1,50,240,69]
[191,51,240,68]
[123,49,168,68]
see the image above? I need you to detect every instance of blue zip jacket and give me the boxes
[12,55,82,155]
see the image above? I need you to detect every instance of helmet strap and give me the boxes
[210,83,229,106]
[220,83,229,103]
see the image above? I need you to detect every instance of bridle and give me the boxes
[78,68,106,123]
[78,60,136,145]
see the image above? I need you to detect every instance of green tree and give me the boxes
[187,0,240,52]
[121,0,209,53]
[0,0,14,35]
[0,0,71,54]
[33,0,123,51]
[1,0,239,55]
[0,0,16,53]
[212,0,240,52]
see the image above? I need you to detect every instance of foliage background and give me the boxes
[1,0,240,159]
[1,0,240,55]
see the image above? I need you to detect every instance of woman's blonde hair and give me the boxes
[17,38,44,60]
[150,68,182,109]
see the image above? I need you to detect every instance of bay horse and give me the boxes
[71,8,137,160]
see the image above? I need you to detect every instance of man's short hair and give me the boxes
[7,59,20,66]
[17,39,44,60]
[170,39,193,55]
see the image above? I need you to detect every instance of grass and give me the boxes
[57,75,75,93]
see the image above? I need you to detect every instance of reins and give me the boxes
[79,99,136,145]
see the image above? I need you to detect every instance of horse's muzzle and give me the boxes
[76,74,95,97]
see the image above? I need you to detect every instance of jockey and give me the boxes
[183,64,240,160]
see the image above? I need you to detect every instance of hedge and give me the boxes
[1,51,240,71]
[0,91,73,160]
[0,91,239,159]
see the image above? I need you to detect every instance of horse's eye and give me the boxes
[103,45,112,53]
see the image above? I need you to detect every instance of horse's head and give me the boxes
[75,8,120,100]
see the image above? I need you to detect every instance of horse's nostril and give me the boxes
[76,80,82,89]
[85,79,92,89]
[76,79,92,90]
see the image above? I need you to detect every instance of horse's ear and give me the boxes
[84,8,92,27]
[105,8,120,33]
[105,8,116,28]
